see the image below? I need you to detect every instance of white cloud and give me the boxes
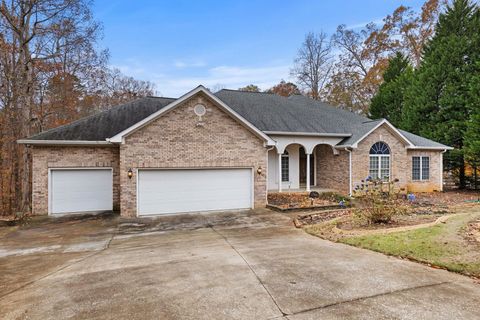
[173,60,207,69]
[153,64,292,97]
[110,58,293,97]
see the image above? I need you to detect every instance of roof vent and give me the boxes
[194,104,206,117]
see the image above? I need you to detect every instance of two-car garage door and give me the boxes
[137,168,253,216]
[49,168,253,216]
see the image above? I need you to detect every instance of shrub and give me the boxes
[352,177,407,224]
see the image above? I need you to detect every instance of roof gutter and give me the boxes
[264,131,351,137]
[405,146,454,150]
[17,139,115,147]
[336,145,453,151]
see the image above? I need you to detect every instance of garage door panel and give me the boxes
[51,169,113,214]
[138,169,252,215]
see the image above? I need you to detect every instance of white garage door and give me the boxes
[138,168,252,216]
[50,169,113,215]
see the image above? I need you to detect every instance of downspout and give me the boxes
[265,145,276,195]
[345,148,353,196]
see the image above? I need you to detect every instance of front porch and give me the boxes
[267,137,351,196]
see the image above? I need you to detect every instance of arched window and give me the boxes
[370,142,390,155]
[369,142,390,180]
[281,151,289,182]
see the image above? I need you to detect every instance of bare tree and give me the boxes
[93,68,156,110]
[325,1,445,113]
[0,0,154,216]
[291,32,333,100]
[326,24,390,113]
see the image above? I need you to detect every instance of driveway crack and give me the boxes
[0,230,116,301]
[208,224,287,317]
[288,281,451,317]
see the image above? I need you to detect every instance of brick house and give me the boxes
[18,86,452,217]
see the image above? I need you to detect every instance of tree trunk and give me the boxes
[459,161,466,189]
[474,165,478,190]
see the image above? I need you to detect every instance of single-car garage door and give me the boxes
[137,168,252,216]
[50,169,113,215]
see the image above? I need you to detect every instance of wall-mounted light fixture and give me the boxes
[127,168,133,179]
[257,166,263,175]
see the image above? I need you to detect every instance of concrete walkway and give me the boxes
[0,209,479,319]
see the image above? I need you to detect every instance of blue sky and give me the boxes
[93,0,425,97]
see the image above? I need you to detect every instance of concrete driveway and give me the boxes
[0,209,479,320]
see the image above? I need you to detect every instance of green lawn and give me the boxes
[322,210,480,277]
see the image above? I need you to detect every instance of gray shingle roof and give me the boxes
[215,90,449,149]
[399,130,449,148]
[25,88,450,149]
[28,97,175,141]
[215,90,369,134]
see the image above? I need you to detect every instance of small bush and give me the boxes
[352,177,407,225]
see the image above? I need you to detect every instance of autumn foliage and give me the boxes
[0,0,155,216]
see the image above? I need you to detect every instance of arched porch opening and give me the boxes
[268,142,341,193]
[268,143,306,192]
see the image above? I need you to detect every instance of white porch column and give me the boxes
[306,153,311,192]
[278,152,282,192]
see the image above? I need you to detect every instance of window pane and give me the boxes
[422,157,430,180]
[369,156,379,179]
[380,156,390,179]
[412,157,421,180]
[370,142,390,155]
[281,155,289,182]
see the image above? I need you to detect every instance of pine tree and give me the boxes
[464,63,480,188]
[402,0,480,188]
[369,52,413,126]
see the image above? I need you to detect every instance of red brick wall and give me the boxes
[31,146,120,215]
[120,92,268,217]
[351,124,443,193]
[315,145,350,194]
[406,150,442,192]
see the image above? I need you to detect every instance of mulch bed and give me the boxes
[297,191,475,230]
[296,209,351,226]
[336,213,445,231]
[267,192,343,209]
[413,190,480,206]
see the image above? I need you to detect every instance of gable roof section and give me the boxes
[19,97,176,142]
[336,119,452,150]
[338,119,414,148]
[108,86,275,145]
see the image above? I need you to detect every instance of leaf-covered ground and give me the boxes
[310,208,480,278]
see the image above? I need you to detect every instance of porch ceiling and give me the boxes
[270,135,345,154]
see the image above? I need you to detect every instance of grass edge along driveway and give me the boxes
[307,208,480,278]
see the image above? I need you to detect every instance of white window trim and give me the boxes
[412,156,430,181]
[369,154,391,180]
